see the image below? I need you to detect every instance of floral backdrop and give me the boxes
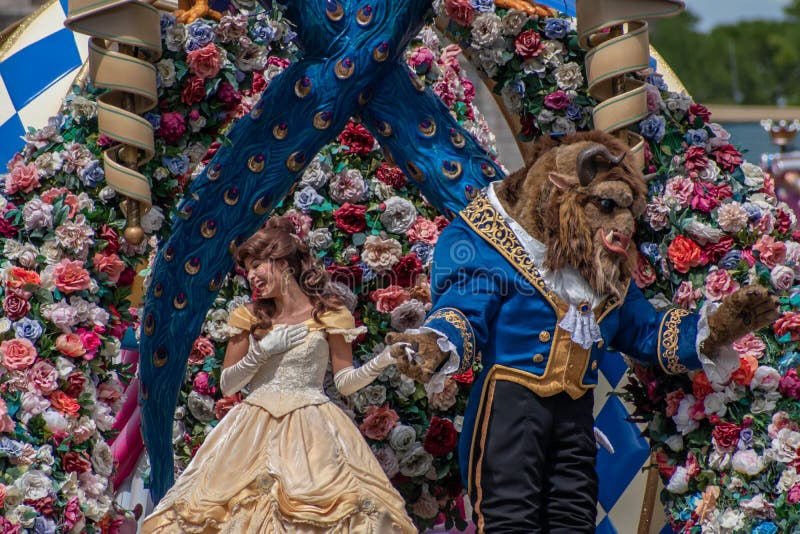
[2,0,800,532]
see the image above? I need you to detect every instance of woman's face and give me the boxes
[245,258,282,299]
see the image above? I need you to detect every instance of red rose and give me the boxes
[391,254,423,287]
[158,112,187,144]
[712,144,743,173]
[514,29,545,58]
[190,336,215,365]
[691,372,713,401]
[333,203,367,234]
[444,0,474,26]
[338,121,375,156]
[701,235,734,265]
[376,163,407,188]
[117,268,136,287]
[520,113,539,139]
[99,224,120,254]
[251,72,267,94]
[711,421,741,449]
[689,104,711,124]
[24,496,54,516]
[433,215,449,232]
[3,293,30,321]
[774,311,800,341]
[776,209,794,234]
[327,264,364,288]
[217,82,241,106]
[64,372,87,398]
[0,215,18,238]
[214,394,242,420]
[181,76,207,105]
[423,416,458,456]
[452,368,474,385]
[667,235,702,274]
[683,146,708,174]
[62,452,92,473]
[655,450,675,478]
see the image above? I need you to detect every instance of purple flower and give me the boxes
[185,20,214,52]
[411,241,433,264]
[639,115,666,143]
[80,160,105,187]
[13,318,43,341]
[160,12,176,36]
[163,155,190,176]
[718,250,742,270]
[639,242,661,263]
[544,18,570,40]
[293,185,325,211]
[684,128,708,146]
[357,262,378,282]
[565,104,583,122]
[144,112,161,130]
[252,20,277,43]
[470,0,495,13]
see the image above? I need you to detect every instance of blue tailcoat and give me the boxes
[423,193,703,490]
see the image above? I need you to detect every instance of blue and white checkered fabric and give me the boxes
[0,0,87,166]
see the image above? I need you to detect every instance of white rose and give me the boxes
[471,13,502,49]
[98,186,116,203]
[673,395,699,435]
[141,205,165,233]
[665,466,689,494]
[380,196,417,233]
[399,444,434,477]
[157,58,177,87]
[751,366,781,392]
[0,318,10,335]
[42,409,69,433]
[731,449,766,476]
[554,62,584,90]
[664,434,684,452]
[718,509,745,530]
[91,440,114,477]
[15,470,52,501]
[306,228,332,250]
[703,392,727,418]
[741,162,765,188]
[388,425,417,453]
[776,466,800,492]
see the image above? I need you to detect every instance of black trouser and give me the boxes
[469,381,597,533]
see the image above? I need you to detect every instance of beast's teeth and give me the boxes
[606,230,614,243]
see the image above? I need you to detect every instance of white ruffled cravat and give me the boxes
[487,183,605,349]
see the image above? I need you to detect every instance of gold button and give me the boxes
[591,361,598,370]
[568,364,574,369]
[533,353,544,364]
[597,340,604,349]
[538,331,551,343]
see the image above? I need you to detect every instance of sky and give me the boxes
[690,0,791,31]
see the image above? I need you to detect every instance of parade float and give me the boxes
[1,0,799,532]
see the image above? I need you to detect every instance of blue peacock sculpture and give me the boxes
[139,0,505,502]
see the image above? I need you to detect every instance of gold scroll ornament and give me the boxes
[65,0,162,245]
[576,0,683,170]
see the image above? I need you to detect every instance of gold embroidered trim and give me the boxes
[460,193,624,322]
[428,307,475,374]
[657,308,691,375]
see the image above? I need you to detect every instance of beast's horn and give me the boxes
[576,144,626,187]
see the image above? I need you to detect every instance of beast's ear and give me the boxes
[548,172,578,191]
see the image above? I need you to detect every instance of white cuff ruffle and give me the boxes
[696,301,740,385]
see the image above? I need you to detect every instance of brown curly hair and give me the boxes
[235,216,341,338]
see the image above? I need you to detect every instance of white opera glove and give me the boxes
[334,346,396,396]
[220,342,263,397]
[220,325,309,396]
[257,323,309,358]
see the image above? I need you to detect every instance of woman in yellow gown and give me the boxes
[142,217,417,533]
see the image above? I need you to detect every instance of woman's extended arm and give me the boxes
[330,334,396,396]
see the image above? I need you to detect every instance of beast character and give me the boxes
[386,131,779,533]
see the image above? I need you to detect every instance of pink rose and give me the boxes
[93,251,125,284]
[407,216,439,245]
[732,333,766,360]
[664,176,693,208]
[0,338,37,371]
[771,264,794,292]
[788,484,800,505]
[54,259,91,293]
[370,285,410,313]
[193,371,216,396]
[5,162,40,195]
[64,497,83,530]
[26,360,59,395]
[665,389,685,418]
[753,235,787,269]
[704,269,739,302]
[214,394,241,420]
[408,47,435,73]
[543,90,571,110]
[779,368,800,400]
[0,399,15,433]
[187,43,222,79]
[78,328,102,359]
[673,281,702,310]
[55,333,86,358]
[3,292,30,321]
[359,404,400,440]
[444,0,474,26]
[284,209,313,239]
